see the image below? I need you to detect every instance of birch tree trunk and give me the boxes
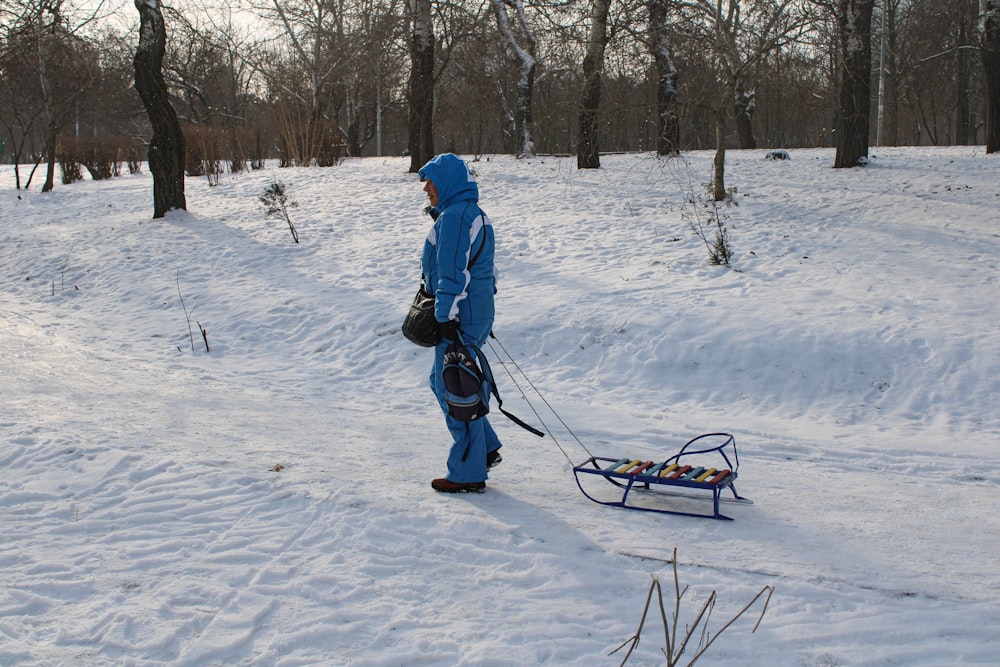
[733,83,757,149]
[577,0,611,169]
[833,0,875,168]
[491,0,537,158]
[134,0,186,217]
[408,0,435,172]
[980,0,1000,153]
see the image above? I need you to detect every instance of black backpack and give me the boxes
[442,339,544,437]
[442,340,490,422]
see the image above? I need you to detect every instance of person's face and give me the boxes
[423,179,439,207]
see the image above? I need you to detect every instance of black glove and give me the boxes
[439,319,460,341]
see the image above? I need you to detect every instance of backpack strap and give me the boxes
[467,221,486,270]
[469,344,545,438]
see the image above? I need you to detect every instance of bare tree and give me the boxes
[951,1,976,145]
[258,0,338,123]
[682,0,813,150]
[7,0,994,165]
[981,0,1000,152]
[578,0,611,168]
[885,0,984,147]
[712,85,729,199]
[338,0,406,157]
[405,0,489,164]
[407,0,434,171]
[34,0,67,192]
[1,0,106,191]
[490,0,538,158]
[431,0,510,155]
[134,0,186,217]
[831,0,874,167]
[0,20,47,188]
[164,10,261,129]
[648,0,681,155]
[252,0,347,165]
[873,0,898,146]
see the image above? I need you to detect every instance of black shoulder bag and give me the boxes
[402,227,486,348]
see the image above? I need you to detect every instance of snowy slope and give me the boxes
[1,147,998,666]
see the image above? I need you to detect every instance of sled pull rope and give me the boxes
[487,333,594,465]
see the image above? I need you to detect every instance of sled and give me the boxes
[571,432,751,520]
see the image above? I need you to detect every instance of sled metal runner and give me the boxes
[572,433,750,520]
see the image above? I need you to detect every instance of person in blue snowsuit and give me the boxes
[418,153,503,493]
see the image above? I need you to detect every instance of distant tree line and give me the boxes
[1,0,997,188]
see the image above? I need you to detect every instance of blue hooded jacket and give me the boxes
[418,154,496,327]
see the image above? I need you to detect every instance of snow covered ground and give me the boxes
[1,147,997,666]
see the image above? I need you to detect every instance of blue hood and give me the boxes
[418,154,479,210]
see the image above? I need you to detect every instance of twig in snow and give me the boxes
[611,548,773,666]
[198,321,210,352]
[176,270,195,352]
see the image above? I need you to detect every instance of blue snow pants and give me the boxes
[429,320,502,483]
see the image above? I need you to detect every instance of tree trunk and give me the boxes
[648,0,680,156]
[514,58,535,157]
[834,0,875,168]
[956,20,972,145]
[577,0,611,169]
[490,0,536,158]
[134,0,186,218]
[346,80,362,157]
[346,112,361,158]
[884,3,899,146]
[408,0,435,172]
[733,84,757,149]
[980,0,1000,153]
[37,21,57,193]
[515,59,537,158]
[490,0,537,158]
[713,96,727,201]
[42,121,57,192]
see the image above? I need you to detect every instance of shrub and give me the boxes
[260,180,300,243]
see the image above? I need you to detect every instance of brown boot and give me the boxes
[432,478,486,493]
